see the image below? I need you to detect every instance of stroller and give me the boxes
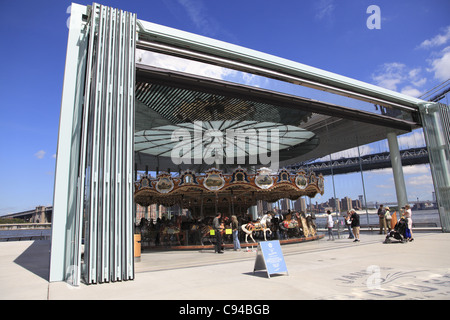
[383,218,408,244]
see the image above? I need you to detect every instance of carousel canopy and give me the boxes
[134,167,324,216]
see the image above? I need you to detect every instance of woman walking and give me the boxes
[345,211,354,239]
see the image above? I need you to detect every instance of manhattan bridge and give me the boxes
[287,79,449,176]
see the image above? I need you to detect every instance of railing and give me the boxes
[0,232,51,242]
[0,223,51,230]
[317,221,441,234]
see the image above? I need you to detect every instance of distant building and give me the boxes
[294,198,307,212]
[352,199,362,210]
[341,197,352,211]
[329,197,341,212]
[280,198,290,212]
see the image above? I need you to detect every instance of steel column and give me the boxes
[387,131,408,209]
[50,2,136,285]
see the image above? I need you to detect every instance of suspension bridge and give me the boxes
[289,78,450,176]
[287,146,429,176]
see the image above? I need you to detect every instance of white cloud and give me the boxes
[419,26,450,49]
[315,0,335,21]
[397,130,426,149]
[376,183,394,189]
[177,0,214,36]
[176,0,236,39]
[34,150,45,159]
[368,168,393,176]
[371,62,406,91]
[429,46,450,81]
[412,77,427,88]
[417,26,450,82]
[364,164,429,177]
[137,50,237,80]
[407,174,433,186]
[372,27,450,98]
[371,63,427,96]
[402,164,430,175]
[400,86,422,98]
[136,50,271,90]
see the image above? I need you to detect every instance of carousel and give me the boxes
[134,167,325,249]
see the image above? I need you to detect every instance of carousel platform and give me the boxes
[141,234,324,251]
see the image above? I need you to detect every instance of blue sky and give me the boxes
[0,0,449,215]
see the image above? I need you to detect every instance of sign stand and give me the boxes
[253,240,288,278]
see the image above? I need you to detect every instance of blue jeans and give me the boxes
[327,227,334,240]
[405,228,412,239]
[346,224,354,238]
[233,230,241,249]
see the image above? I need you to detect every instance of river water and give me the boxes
[0,209,442,241]
[314,209,441,228]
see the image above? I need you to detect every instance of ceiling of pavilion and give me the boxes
[134,65,418,173]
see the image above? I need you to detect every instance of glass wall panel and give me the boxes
[420,103,450,232]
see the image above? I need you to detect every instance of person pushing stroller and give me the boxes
[383,217,408,244]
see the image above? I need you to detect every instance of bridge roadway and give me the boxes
[287,147,429,176]
[2,206,52,222]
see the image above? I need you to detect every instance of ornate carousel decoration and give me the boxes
[134,167,324,217]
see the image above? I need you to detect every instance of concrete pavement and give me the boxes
[1,231,450,300]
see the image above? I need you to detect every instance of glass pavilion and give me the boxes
[50,3,450,285]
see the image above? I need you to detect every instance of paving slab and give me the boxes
[1,232,450,300]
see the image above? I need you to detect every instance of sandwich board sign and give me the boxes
[253,240,288,278]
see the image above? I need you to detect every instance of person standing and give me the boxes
[350,209,360,242]
[326,210,335,241]
[402,204,414,242]
[231,215,241,251]
[378,204,387,234]
[384,206,392,232]
[213,212,224,253]
[345,211,354,239]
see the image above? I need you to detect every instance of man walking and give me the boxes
[378,204,387,234]
[350,209,360,242]
[326,210,335,241]
[213,212,224,253]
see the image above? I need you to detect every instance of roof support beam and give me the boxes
[136,64,418,132]
[136,20,425,111]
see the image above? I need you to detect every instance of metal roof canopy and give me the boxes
[136,20,427,113]
[136,64,417,131]
[133,16,428,173]
[134,65,417,172]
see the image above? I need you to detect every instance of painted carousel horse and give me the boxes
[299,213,317,237]
[279,212,302,238]
[241,213,273,243]
[160,216,184,245]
